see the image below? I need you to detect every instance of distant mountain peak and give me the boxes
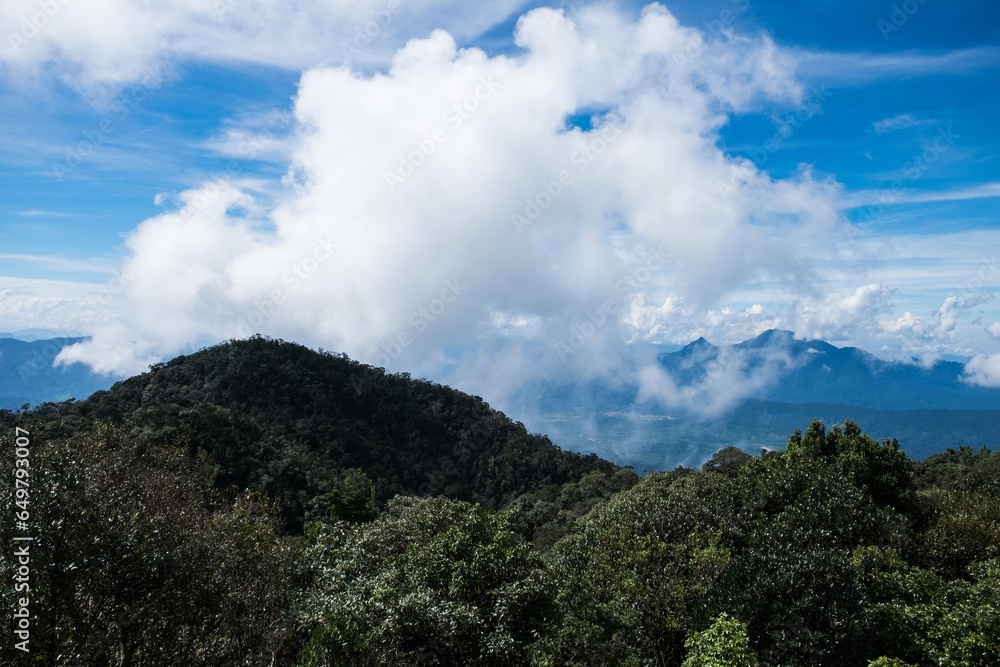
[740,329,796,347]
[758,328,795,339]
[683,336,715,351]
[654,330,1000,411]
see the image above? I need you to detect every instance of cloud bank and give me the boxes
[637,340,807,417]
[53,4,854,384]
[964,352,1000,388]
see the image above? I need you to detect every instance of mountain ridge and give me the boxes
[36,336,619,531]
[513,329,1000,468]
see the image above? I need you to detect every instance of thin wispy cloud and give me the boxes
[845,182,1000,208]
[15,210,70,217]
[872,113,932,134]
[0,0,526,98]
[0,253,118,274]
[793,45,1000,84]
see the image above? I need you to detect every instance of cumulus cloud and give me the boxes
[881,310,923,335]
[792,282,894,343]
[963,352,1000,388]
[988,321,1000,340]
[933,293,995,343]
[622,295,783,347]
[56,4,844,381]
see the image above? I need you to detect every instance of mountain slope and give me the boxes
[49,336,618,530]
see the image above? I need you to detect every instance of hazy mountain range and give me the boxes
[3,330,998,467]
[0,336,118,410]
[514,330,1000,468]
[660,329,999,410]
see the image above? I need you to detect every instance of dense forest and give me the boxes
[1,337,998,665]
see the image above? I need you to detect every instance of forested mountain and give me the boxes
[12,332,999,469]
[33,336,618,530]
[2,337,998,665]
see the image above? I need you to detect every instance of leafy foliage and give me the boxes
[294,497,553,666]
[535,470,731,665]
[509,467,640,550]
[1,339,997,666]
[856,548,1000,666]
[712,444,900,666]
[681,613,758,667]
[911,445,1000,496]
[701,446,752,478]
[0,423,294,665]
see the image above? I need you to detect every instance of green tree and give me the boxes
[538,471,731,666]
[681,613,758,667]
[916,490,1000,579]
[867,658,918,667]
[856,547,1000,666]
[295,496,553,666]
[701,447,752,478]
[713,446,906,666]
[324,468,379,523]
[0,422,295,665]
[787,419,914,511]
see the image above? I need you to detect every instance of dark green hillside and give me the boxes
[53,336,617,530]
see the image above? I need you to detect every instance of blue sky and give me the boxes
[1,0,999,399]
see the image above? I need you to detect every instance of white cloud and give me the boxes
[54,4,846,378]
[881,310,923,335]
[0,253,117,274]
[16,209,69,217]
[793,45,1000,84]
[872,113,931,134]
[0,292,86,336]
[1,0,525,98]
[792,282,893,342]
[845,182,1000,208]
[963,352,1000,388]
[636,341,805,417]
[988,321,1000,340]
[622,295,782,347]
[934,293,995,343]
